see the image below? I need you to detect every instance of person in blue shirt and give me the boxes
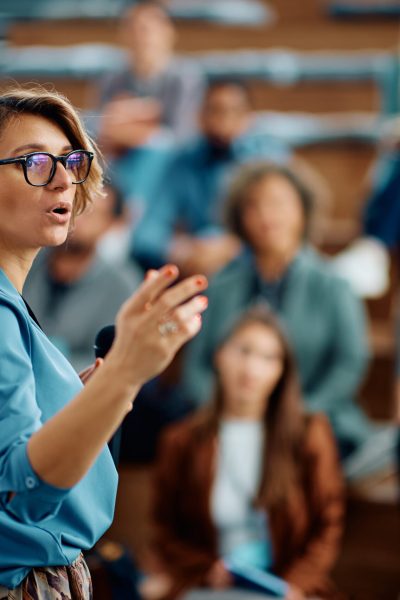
[363,145,400,248]
[0,87,208,599]
[131,78,291,276]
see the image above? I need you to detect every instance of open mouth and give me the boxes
[52,207,68,215]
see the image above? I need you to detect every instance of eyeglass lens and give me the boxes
[26,152,90,185]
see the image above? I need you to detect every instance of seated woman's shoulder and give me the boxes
[210,251,252,286]
[302,412,336,451]
[304,247,353,292]
[160,410,211,449]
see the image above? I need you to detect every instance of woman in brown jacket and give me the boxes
[145,306,345,600]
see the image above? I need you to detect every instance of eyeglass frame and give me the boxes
[0,149,94,187]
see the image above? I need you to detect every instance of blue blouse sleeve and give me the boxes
[0,300,71,524]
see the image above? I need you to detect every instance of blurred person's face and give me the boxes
[215,322,284,420]
[241,174,305,257]
[200,85,251,147]
[122,5,175,62]
[67,186,117,251]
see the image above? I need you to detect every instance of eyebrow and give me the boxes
[11,143,73,155]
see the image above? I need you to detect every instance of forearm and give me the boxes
[27,357,139,489]
[28,266,208,490]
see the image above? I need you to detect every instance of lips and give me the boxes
[47,201,72,216]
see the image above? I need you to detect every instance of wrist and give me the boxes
[103,347,144,394]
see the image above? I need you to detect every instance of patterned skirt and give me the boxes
[0,554,92,600]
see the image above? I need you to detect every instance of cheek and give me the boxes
[216,355,238,386]
[283,206,304,234]
[0,186,35,219]
[242,212,257,237]
[260,364,283,391]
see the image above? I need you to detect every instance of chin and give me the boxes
[43,229,70,248]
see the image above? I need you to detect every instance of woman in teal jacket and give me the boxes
[183,162,374,459]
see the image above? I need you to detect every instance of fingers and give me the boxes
[169,295,208,329]
[122,265,179,315]
[79,358,104,385]
[152,273,208,318]
[120,266,208,323]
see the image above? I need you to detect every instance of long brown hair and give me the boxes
[196,305,305,510]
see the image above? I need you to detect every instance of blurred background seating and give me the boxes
[0,0,271,26]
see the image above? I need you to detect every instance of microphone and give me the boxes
[94,325,121,466]
[94,325,115,359]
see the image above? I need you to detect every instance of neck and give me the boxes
[221,407,265,422]
[255,244,300,281]
[131,52,170,79]
[0,248,38,293]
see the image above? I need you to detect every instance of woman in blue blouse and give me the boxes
[0,87,208,599]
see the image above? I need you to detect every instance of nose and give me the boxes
[240,352,261,378]
[47,161,73,191]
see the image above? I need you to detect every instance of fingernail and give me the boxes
[164,265,178,278]
[144,301,153,312]
[196,276,208,287]
[198,296,208,308]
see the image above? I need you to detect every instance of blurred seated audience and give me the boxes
[363,118,400,250]
[331,119,400,301]
[182,162,386,464]
[362,117,400,482]
[131,78,291,276]
[104,138,173,247]
[23,184,139,372]
[143,307,344,600]
[118,362,193,464]
[97,0,205,152]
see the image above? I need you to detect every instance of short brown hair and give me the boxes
[224,162,315,242]
[0,85,104,217]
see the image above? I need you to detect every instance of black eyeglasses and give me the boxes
[0,149,94,187]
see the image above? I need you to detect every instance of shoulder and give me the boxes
[92,257,137,295]
[302,413,337,455]
[210,252,252,289]
[0,294,33,361]
[159,412,211,453]
[0,293,30,335]
[299,248,355,295]
[99,65,131,95]
[174,136,209,163]
[167,58,204,86]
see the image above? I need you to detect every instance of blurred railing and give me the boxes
[0,0,271,25]
[1,46,398,115]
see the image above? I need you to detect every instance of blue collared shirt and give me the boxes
[0,269,118,588]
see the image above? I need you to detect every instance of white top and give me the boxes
[211,420,269,565]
